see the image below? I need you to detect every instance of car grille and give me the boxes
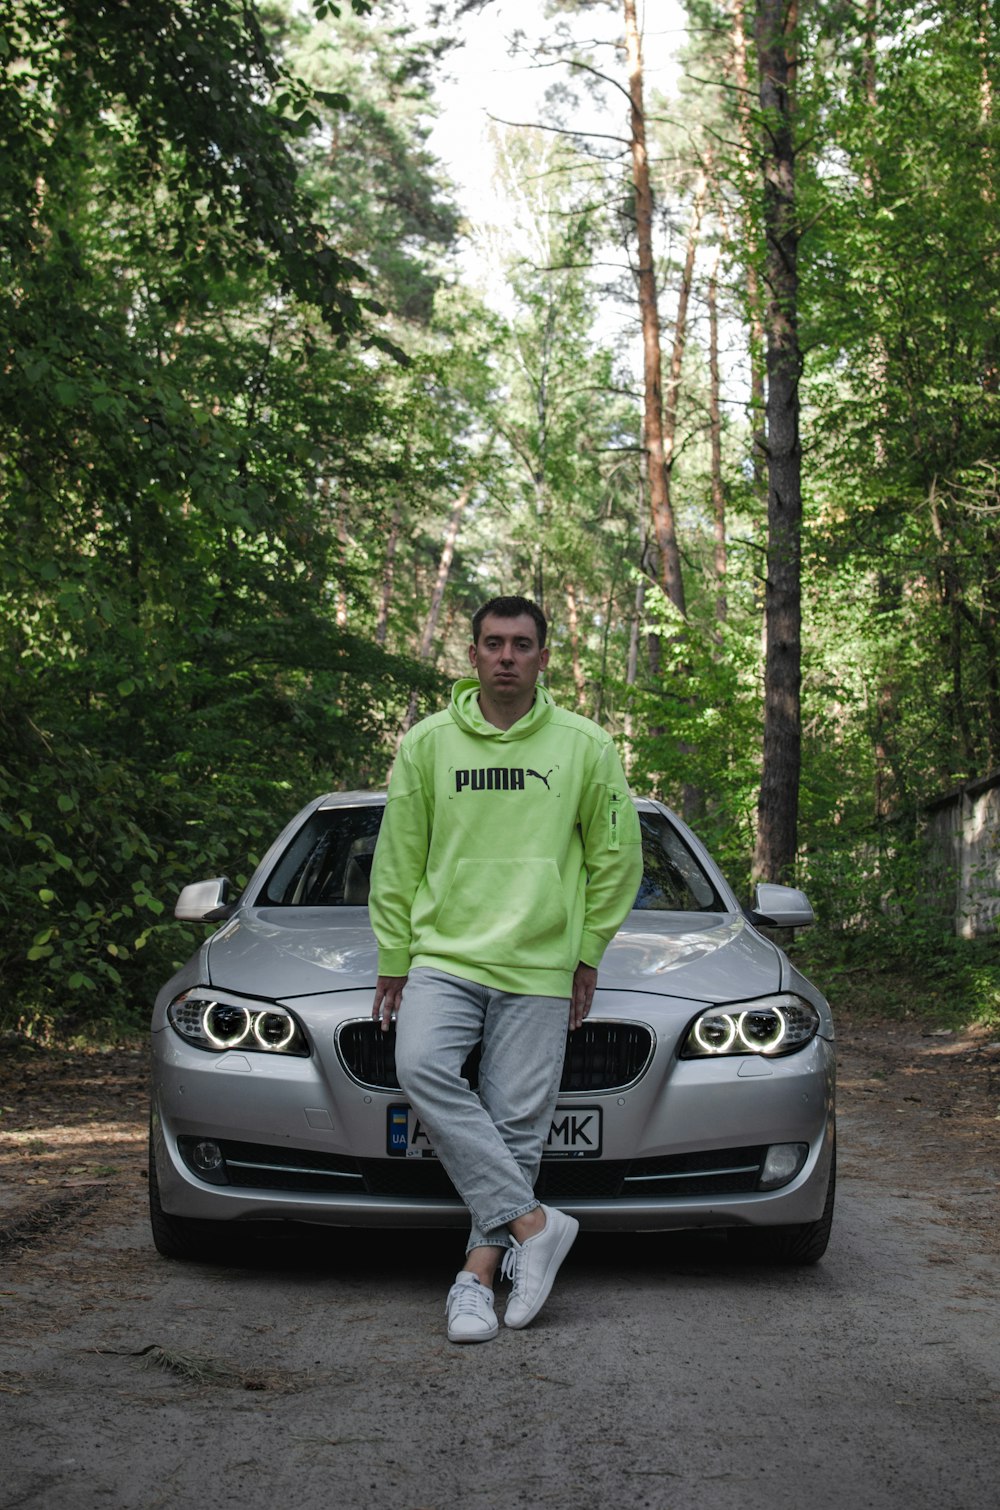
[336,1019,654,1094]
[208,1140,767,1200]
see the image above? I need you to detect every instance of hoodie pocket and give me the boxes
[431,857,572,969]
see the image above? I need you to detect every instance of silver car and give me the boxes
[149,792,836,1263]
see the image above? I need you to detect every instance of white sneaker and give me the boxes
[501,1205,579,1329]
[446,1271,499,1344]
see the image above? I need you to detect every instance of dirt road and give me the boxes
[1,1019,998,1510]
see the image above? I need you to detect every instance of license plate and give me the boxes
[387,1104,603,1159]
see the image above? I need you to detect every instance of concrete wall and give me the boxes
[924,770,1000,938]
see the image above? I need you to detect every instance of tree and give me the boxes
[751,0,803,884]
[623,0,687,617]
[0,0,454,1032]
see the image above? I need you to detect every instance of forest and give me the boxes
[1,0,998,1038]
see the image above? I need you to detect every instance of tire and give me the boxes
[147,1130,235,1262]
[728,1142,836,1266]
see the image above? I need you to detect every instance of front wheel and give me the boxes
[728,1143,836,1266]
[148,1130,236,1262]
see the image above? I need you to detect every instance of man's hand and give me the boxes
[372,975,407,1033]
[570,963,598,1031]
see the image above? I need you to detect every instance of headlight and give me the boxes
[167,990,309,1056]
[680,994,819,1058]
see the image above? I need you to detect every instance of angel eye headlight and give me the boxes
[167,991,309,1056]
[737,1008,786,1052]
[205,1003,251,1048]
[253,1010,296,1051]
[693,1011,737,1053]
[681,994,819,1058]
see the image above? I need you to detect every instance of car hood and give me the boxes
[207,908,782,1004]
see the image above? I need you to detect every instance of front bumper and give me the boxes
[150,1004,835,1234]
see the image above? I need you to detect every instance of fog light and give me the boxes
[759,1142,808,1190]
[178,1136,230,1185]
[191,1139,224,1173]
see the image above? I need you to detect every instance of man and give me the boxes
[369,595,642,1343]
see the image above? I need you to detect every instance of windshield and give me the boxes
[260,803,723,912]
[262,806,382,906]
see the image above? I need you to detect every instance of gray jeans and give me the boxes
[394,968,570,1252]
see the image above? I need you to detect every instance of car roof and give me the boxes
[317,791,388,809]
[316,791,663,812]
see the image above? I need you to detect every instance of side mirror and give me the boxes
[174,877,238,923]
[750,882,815,929]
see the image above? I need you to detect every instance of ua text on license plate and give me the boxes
[387,1104,602,1159]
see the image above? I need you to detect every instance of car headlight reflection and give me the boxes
[167,991,309,1056]
[681,994,819,1058]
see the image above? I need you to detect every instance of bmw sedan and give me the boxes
[149,792,835,1263]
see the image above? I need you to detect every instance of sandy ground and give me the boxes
[1,1017,998,1510]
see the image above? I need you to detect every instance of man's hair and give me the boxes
[472,595,548,647]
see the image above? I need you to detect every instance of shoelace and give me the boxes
[500,1246,521,1293]
[448,1280,493,1318]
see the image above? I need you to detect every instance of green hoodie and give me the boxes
[369,679,643,997]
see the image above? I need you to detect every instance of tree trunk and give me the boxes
[564,581,588,710]
[336,489,348,629]
[981,526,1000,765]
[623,562,645,775]
[708,248,727,627]
[375,500,402,646]
[623,0,686,617]
[730,0,768,502]
[751,0,802,885]
[634,467,661,677]
[532,299,557,613]
[662,171,708,480]
[929,489,976,775]
[977,1,997,393]
[400,485,471,735]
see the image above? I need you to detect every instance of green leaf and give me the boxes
[313,89,351,112]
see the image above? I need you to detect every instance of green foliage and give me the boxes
[624,581,762,884]
[800,0,1000,797]
[0,0,453,1037]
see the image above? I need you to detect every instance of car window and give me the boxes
[262,807,383,906]
[633,810,722,912]
[261,803,722,912]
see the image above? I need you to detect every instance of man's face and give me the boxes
[469,612,549,703]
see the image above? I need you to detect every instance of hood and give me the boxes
[448,679,555,741]
[207,910,380,998]
[206,906,781,1005]
[593,913,782,1003]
